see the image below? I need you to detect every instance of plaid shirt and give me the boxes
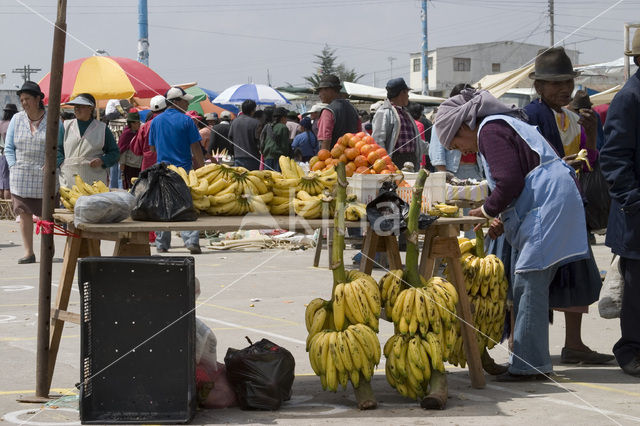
[6,111,47,198]
[393,105,417,154]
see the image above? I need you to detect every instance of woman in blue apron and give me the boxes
[435,89,590,381]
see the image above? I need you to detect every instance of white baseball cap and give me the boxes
[164,86,194,102]
[303,103,327,116]
[150,95,167,111]
[220,111,232,119]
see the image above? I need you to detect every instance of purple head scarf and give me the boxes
[434,88,523,149]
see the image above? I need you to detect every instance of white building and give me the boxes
[409,41,579,96]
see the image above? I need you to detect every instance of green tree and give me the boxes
[304,44,363,88]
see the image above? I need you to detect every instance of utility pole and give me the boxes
[387,56,396,79]
[12,65,41,83]
[267,69,272,87]
[138,0,149,65]
[549,0,555,46]
[421,0,428,95]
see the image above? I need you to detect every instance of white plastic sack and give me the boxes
[196,318,218,373]
[73,191,135,227]
[598,255,624,319]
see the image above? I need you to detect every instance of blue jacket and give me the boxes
[478,115,588,273]
[600,68,640,259]
[428,127,462,172]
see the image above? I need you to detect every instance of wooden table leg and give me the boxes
[47,235,82,389]
[313,228,324,267]
[359,225,378,274]
[113,233,151,256]
[439,226,485,389]
[383,235,403,270]
[326,229,333,269]
[419,227,438,279]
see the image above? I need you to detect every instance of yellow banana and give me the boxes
[333,284,346,330]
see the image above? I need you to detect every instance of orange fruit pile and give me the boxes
[309,132,397,177]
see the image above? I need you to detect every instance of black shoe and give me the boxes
[156,247,168,253]
[561,347,615,365]
[18,254,36,264]
[187,245,201,255]
[495,371,551,382]
[621,356,640,377]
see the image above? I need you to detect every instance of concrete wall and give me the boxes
[409,42,580,95]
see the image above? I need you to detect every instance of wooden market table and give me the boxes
[47,210,344,389]
[358,216,487,389]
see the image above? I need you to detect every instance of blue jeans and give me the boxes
[509,264,558,375]
[234,157,260,171]
[109,163,123,189]
[155,230,200,250]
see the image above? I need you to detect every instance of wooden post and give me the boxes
[35,0,67,400]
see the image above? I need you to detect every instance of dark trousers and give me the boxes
[615,257,640,367]
[234,157,260,171]
[391,152,417,172]
[264,158,280,172]
[122,165,140,190]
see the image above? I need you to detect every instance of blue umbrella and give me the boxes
[213,84,291,106]
[201,88,238,115]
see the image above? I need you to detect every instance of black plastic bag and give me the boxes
[366,186,436,235]
[130,162,198,222]
[579,160,610,231]
[224,338,295,410]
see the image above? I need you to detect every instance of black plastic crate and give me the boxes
[79,256,196,424]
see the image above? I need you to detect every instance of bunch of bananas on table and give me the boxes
[345,202,367,221]
[59,175,109,211]
[444,235,508,368]
[427,203,460,217]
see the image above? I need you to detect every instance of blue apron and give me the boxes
[478,115,589,273]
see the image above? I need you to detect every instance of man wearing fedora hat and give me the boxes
[524,47,613,366]
[372,77,423,170]
[315,74,361,150]
[600,28,640,378]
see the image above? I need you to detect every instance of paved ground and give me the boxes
[0,219,638,425]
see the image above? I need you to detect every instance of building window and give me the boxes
[413,58,421,72]
[427,57,433,70]
[453,57,471,72]
[492,63,501,73]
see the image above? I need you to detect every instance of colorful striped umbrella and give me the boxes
[212,84,291,105]
[38,56,171,104]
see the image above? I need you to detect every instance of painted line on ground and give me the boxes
[449,376,640,423]
[558,378,640,398]
[198,302,300,326]
[1,335,79,343]
[0,388,75,396]
[198,316,306,346]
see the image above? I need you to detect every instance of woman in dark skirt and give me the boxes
[3,82,49,264]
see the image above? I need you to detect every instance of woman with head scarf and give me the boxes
[0,103,18,200]
[3,82,58,263]
[57,93,119,189]
[435,88,590,381]
[291,117,319,162]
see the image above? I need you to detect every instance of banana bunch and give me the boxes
[444,235,508,367]
[279,155,305,179]
[308,325,381,392]
[293,190,333,219]
[59,175,109,211]
[345,203,366,221]
[384,333,445,400]
[427,203,460,218]
[378,269,405,314]
[333,270,381,332]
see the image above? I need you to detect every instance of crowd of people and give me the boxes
[0,30,638,381]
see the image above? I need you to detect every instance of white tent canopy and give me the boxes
[342,81,445,104]
[473,63,535,99]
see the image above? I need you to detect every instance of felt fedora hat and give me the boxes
[528,47,579,81]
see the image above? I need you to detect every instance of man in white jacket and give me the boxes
[372,78,425,170]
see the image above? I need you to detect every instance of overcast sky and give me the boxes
[1,0,638,94]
